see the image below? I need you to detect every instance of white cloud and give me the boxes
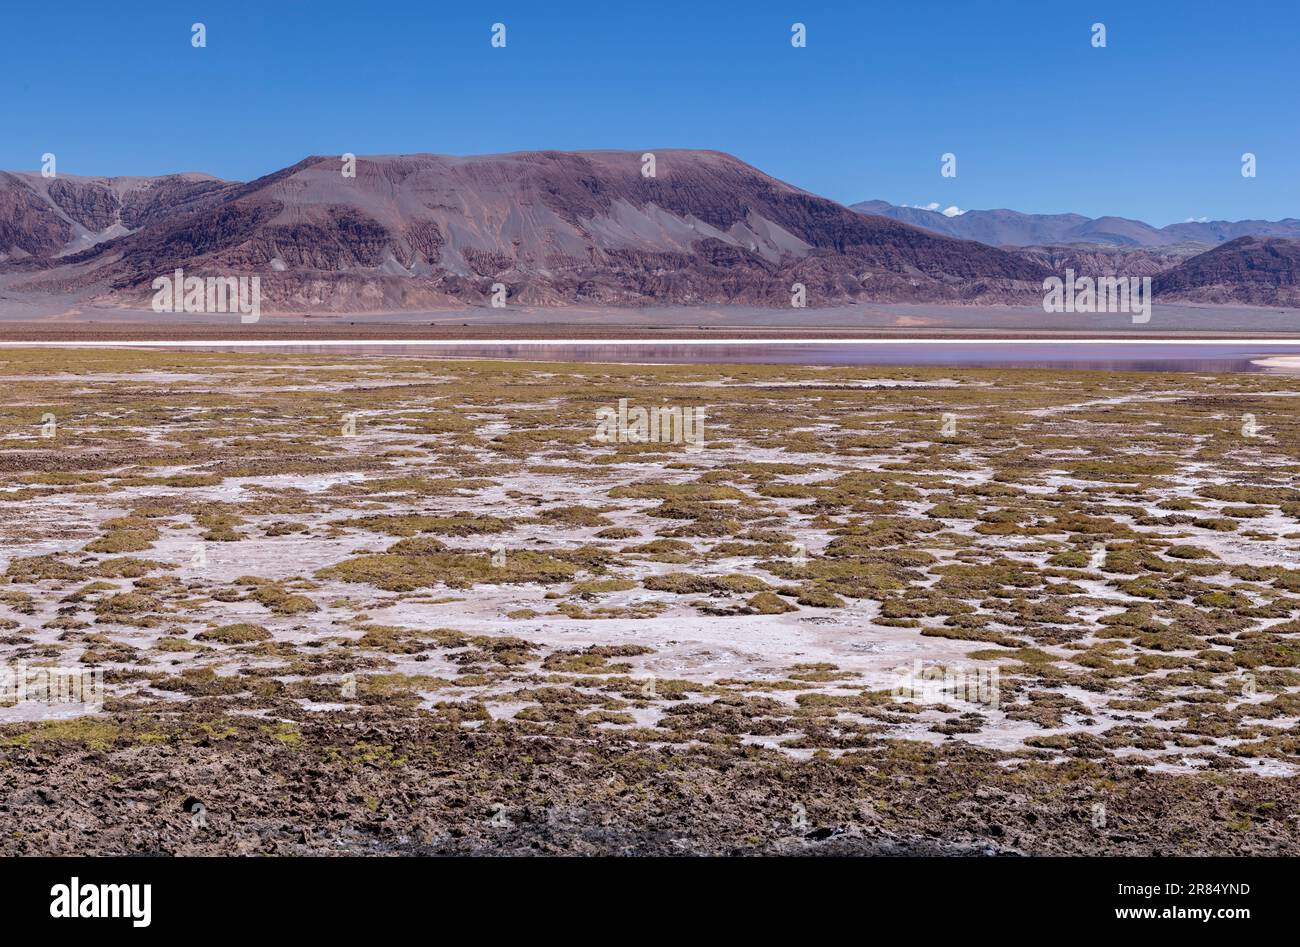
[902,201,942,211]
[941,206,965,217]
[1185,216,1209,223]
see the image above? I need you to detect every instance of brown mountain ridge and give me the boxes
[3,151,1297,312]
[3,151,1048,311]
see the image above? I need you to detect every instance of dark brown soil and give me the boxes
[1,711,1293,856]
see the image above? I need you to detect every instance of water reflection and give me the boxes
[189,342,1300,373]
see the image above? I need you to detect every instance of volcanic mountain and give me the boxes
[2,151,1049,311]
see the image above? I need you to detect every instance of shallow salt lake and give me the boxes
[122,340,1300,373]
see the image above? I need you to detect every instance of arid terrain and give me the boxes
[0,152,1047,311]
[2,348,1299,855]
[5,150,1300,314]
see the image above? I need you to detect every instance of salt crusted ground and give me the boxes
[1,349,1298,855]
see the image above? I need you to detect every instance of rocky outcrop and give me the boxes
[0,171,231,264]
[0,173,72,260]
[1011,243,1198,279]
[46,178,121,232]
[1153,236,1300,305]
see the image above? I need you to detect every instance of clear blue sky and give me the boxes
[2,0,1294,226]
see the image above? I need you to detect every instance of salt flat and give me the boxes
[2,349,1299,854]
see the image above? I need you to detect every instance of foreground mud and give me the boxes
[3,712,1296,856]
[1,349,1298,854]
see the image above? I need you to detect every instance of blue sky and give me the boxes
[2,0,1294,226]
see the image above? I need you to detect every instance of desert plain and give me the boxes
[1,347,1298,855]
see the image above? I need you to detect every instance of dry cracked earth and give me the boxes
[1,348,1298,855]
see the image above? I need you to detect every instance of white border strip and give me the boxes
[5,338,1300,348]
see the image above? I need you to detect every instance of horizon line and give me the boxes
[6,338,1300,348]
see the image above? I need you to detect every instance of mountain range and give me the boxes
[1,151,1297,312]
[0,152,1050,311]
[850,199,1300,249]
